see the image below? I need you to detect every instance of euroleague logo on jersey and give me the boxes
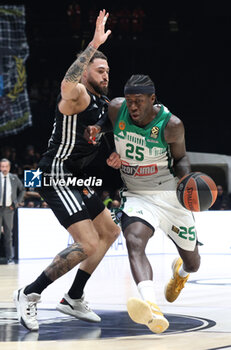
[150,126,159,139]
[121,160,158,177]
[119,121,126,130]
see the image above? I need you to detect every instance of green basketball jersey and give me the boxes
[114,101,176,193]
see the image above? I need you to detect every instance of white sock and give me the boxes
[137,280,157,304]
[178,265,189,277]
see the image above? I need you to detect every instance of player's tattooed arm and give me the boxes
[44,242,88,281]
[64,45,96,83]
[61,9,110,101]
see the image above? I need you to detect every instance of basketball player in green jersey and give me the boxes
[87,74,201,333]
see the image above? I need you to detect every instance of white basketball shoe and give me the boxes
[56,293,101,323]
[13,287,41,331]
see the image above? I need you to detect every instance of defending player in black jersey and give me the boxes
[14,10,120,331]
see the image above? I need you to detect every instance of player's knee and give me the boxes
[126,233,143,255]
[100,221,120,242]
[81,235,100,257]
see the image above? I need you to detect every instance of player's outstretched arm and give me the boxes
[61,9,111,101]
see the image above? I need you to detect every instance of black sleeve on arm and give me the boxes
[96,112,113,133]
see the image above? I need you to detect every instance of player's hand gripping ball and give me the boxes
[176,172,218,212]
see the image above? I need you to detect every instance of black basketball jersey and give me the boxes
[42,91,110,171]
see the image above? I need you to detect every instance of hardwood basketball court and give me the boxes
[0,251,231,350]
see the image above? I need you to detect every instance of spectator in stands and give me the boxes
[0,146,12,160]
[0,146,21,175]
[22,145,40,170]
[24,187,41,208]
[209,185,231,210]
[220,203,230,210]
[40,201,49,208]
[26,201,35,208]
[10,147,22,174]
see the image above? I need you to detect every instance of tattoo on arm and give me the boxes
[45,242,88,281]
[64,45,96,83]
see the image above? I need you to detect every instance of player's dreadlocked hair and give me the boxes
[125,74,154,88]
[124,74,158,101]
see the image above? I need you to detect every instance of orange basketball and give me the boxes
[176,172,218,212]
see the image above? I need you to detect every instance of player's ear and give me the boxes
[81,69,88,83]
[151,94,156,103]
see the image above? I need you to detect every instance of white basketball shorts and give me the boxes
[121,190,197,251]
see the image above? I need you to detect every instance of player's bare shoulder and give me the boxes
[108,97,125,125]
[165,113,185,143]
[168,114,183,128]
[109,97,125,109]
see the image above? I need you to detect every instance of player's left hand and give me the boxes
[107,152,121,169]
[90,9,111,49]
[84,125,101,145]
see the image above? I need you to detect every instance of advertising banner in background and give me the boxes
[18,209,231,259]
[0,5,32,137]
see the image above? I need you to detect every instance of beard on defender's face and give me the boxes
[88,78,108,96]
